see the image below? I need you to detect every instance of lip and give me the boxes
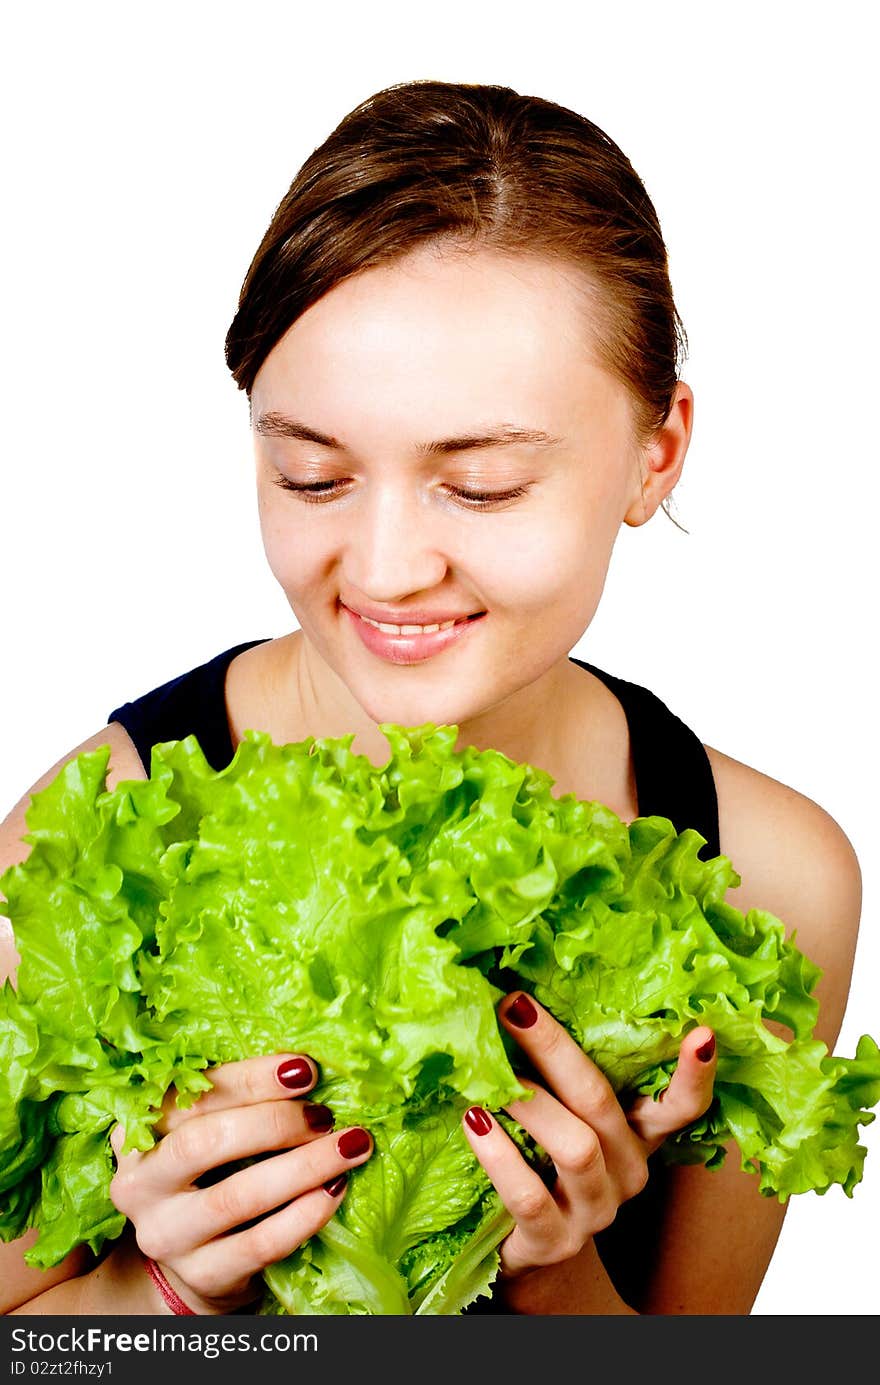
[342,602,484,626]
[342,604,487,665]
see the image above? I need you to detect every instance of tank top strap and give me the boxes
[569,656,720,859]
[107,639,271,773]
[109,643,720,859]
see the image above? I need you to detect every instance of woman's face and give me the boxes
[251,246,675,732]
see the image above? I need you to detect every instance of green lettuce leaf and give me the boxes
[1,722,878,1313]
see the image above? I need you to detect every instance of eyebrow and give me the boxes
[253,412,562,457]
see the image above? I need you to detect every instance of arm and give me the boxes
[6,1044,376,1316]
[463,994,720,1315]
[0,914,100,1312]
[1,722,148,1314]
[635,751,862,1315]
[9,1230,164,1316]
[500,752,862,1316]
[498,1237,638,1315]
[0,725,377,1319]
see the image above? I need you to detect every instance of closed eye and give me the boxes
[271,476,531,509]
[443,484,530,508]
[272,478,342,499]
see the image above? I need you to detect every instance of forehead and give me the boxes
[251,247,632,442]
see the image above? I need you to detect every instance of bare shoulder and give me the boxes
[705,744,862,1049]
[631,746,865,1315]
[1,721,147,988]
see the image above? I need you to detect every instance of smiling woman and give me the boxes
[244,244,683,746]
[0,78,866,1318]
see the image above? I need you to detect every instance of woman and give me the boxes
[0,79,862,1315]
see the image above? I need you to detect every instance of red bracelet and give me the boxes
[143,1256,197,1315]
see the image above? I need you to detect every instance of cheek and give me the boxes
[257,498,324,592]
[486,509,618,618]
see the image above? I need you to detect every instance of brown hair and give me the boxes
[225,79,687,449]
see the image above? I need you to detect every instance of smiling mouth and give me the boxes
[355,613,483,635]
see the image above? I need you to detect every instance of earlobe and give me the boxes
[623,382,694,528]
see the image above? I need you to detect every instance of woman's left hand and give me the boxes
[463,992,717,1279]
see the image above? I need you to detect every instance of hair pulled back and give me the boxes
[225,79,687,445]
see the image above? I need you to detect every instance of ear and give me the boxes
[623,381,694,527]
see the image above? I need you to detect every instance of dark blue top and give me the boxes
[107,639,720,857]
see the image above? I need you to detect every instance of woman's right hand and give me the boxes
[108,1052,373,1315]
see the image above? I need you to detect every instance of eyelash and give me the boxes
[271,476,530,509]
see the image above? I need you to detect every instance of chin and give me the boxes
[362,701,468,732]
[354,684,482,734]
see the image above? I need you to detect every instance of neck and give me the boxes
[286,630,577,777]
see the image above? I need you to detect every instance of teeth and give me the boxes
[359,615,462,635]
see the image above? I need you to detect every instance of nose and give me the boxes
[342,482,448,601]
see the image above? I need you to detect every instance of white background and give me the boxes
[1,1,877,1313]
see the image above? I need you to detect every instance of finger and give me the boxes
[626,1026,716,1149]
[168,1176,355,1306]
[109,1121,151,1219]
[142,1126,374,1257]
[499,993,636,1150]
[120,1096,336,1198]
[151,1098,338,1190]
[109,1122,133,1162]
[462,1105,567,1276]
[194,1096,337,1189]
[505,1079,605,1181]
[505,1078,642,1214]
[109,1121,148,1168]
[158,1053,319,1135]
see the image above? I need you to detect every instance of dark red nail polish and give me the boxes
[465,1107,493,1136]
[337,1127,371,1159]
[696,1034,716,1063]
[303,1103,334,1133]
[505,993,538,1029]
[277,1057,313,1090]
[323,1174,348,1197]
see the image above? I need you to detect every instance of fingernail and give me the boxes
[277,1057,313,1090]
[337,1127,371,1159]
[464,1106,493,1136]
[696,1034,716,1063]
[505,993,538,1029]
[323,1174,348,1197]
[303,1103,334,1133]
